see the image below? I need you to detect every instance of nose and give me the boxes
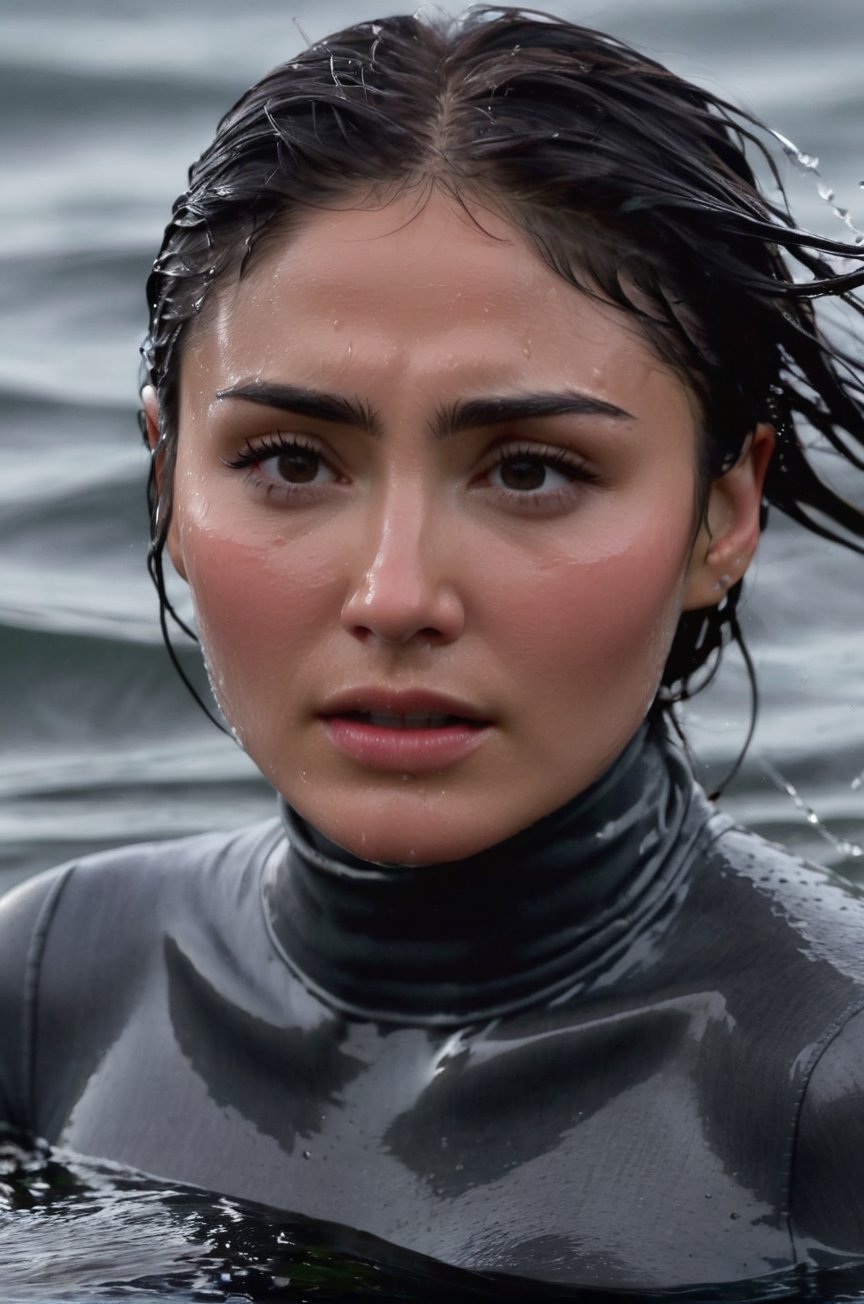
[340,491,465,646]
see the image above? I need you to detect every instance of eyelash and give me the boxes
[222,433,323,471]
[222,434,600,505]
[484,443,598,484]
[221,433,342,495]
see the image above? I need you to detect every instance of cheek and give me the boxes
[177,524,338,713]
[488,516,692,699]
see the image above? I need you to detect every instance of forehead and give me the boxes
[185,190,697,425]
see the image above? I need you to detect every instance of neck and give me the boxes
[262,724,711,1025]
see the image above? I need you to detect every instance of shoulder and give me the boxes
[0,865,75,1126]
[1,817,284,914]
[0,818,283,1126]
[790,1003,864,1263]
[700,819,864,982]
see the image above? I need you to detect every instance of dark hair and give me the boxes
[141,5,864,739]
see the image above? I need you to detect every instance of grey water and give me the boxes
[1,1132,861,1304]
[1,0,863,1298]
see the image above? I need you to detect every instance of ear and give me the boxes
[682,422,775,610]
[142,386,187,581]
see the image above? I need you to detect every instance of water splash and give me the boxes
[771,129,864,246]
[761,761,863,859]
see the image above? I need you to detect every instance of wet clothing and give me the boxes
[2,725,864,1291]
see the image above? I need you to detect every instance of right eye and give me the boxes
[223,435,342,494]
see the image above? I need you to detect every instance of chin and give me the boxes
[293,789,521,868]
[324,822,490,868]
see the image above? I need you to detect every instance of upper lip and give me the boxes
[319,688,490,722]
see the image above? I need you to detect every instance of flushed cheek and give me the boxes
[177,525,337,732]
[497,537,689,715]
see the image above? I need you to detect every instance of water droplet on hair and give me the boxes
[817,184,834,203]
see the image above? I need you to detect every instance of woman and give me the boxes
[1,7,863,1293]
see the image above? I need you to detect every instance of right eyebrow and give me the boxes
[215,382,383,435]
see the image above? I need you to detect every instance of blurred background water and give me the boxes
[1,0,862,896]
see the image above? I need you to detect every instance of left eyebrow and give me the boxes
[433,391,635,438]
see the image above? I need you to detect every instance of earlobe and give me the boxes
[141,386,187,581]
[682,423,775,611]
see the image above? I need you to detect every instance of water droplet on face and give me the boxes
[302,1150,311,1160]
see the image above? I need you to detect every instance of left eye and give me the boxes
[490,453,582,493]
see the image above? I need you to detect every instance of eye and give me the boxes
[223,435,341,491]
[258,443,333,486]
[491,453,575,493]
[485,445,598,496]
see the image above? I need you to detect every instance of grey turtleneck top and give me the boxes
[1,726,864,1292]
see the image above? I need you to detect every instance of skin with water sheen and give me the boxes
[147,192,770,866]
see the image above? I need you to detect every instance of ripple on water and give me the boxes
[2,1130,864,1303]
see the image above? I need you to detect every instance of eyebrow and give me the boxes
[215,381,634,438]
[215,382,383,434]
[433,392,634,437]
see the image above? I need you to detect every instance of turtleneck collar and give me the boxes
[261,725,711,1026]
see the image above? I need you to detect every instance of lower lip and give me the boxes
[321,716,491,772]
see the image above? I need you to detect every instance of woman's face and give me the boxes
[159,192,743,864]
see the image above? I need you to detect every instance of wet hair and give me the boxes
[141,5,864,755]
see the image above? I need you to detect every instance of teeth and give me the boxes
[361,711,458,729]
